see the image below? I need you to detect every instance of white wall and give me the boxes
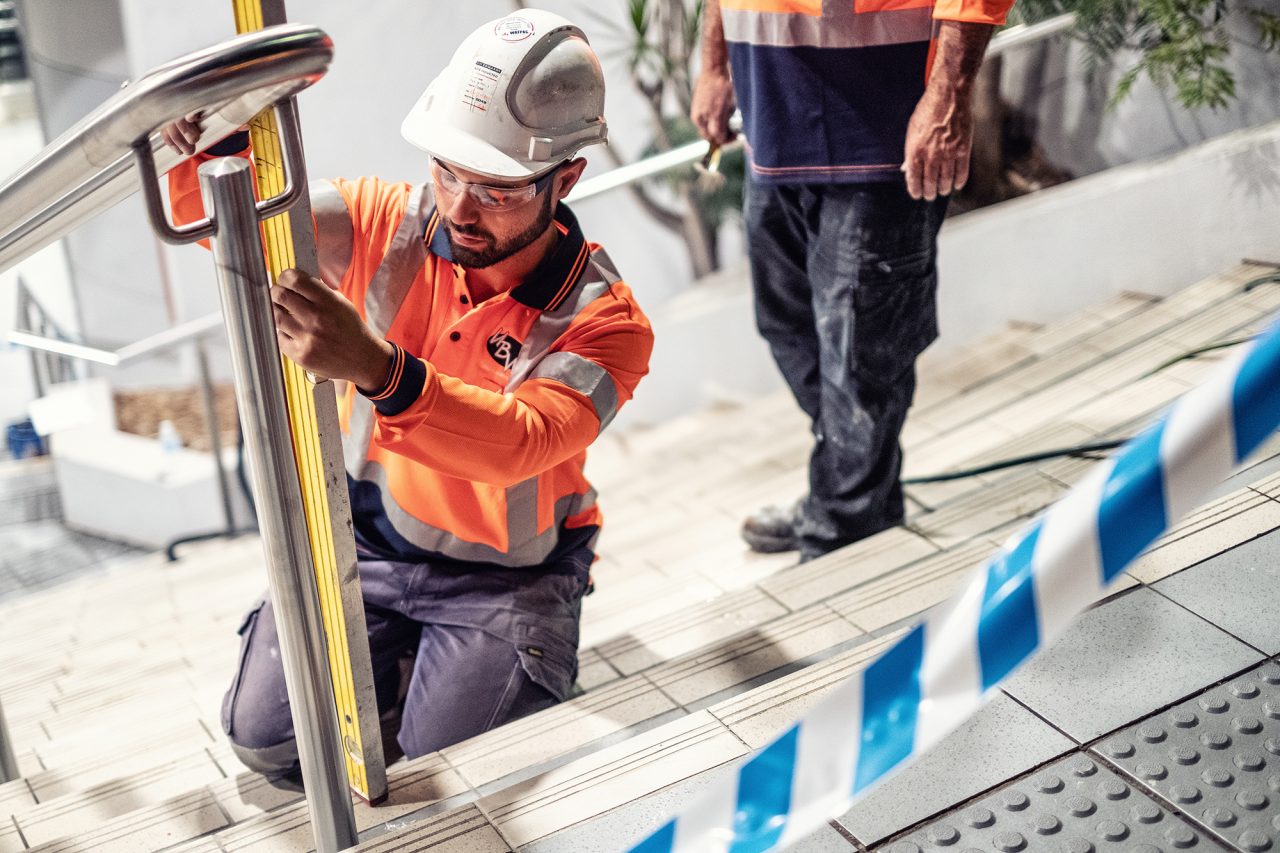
[13,0,186,393]
[937,120,1280,349]
[621,121,1280,427]
[0,101,77,427]
[1000,11,1280,179]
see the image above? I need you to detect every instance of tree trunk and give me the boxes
[966,54,1007,207]
[678,186,719,277]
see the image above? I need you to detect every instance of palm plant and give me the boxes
[575,0,745,278]
[1010,0,1280,110]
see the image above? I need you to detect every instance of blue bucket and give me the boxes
[5,420,45,459]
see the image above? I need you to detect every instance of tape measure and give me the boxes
[230,0,387,804]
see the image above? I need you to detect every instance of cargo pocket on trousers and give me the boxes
[514,622,578,704]
[851,270,937,390]
[220,597,267,737]
[848,217,939,391]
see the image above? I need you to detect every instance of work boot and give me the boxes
[741,498,804,553]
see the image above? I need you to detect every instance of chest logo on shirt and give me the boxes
[486,330,523,370]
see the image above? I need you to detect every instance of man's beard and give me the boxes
[445,192,554,269]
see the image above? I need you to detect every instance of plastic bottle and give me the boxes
[157,419,182,454]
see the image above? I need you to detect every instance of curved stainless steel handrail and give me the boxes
[0,24,333,273]
[8,310,224,367]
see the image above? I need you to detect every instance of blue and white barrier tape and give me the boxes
[630,317,1280,853]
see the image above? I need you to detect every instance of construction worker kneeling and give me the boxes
[164,10,653,776]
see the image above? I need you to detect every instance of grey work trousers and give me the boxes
[746,178,947,559]
[221,547,589,776]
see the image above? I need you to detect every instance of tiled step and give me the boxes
[642,603,864,709]
[23,788,228,853]
[14,750,226,847]
[42,425,1239,845]
[212,753,467,852]
[474,710,747,849]
[594,586,790,676]
[904,298,1275,479]
[366,632,907,851]
[26,717,216,774]
[0,263,1274,853]
[907,265,1280,467]
[22,743,222,804]
[441,676,681,790]
[351,805,508,852]
[1128,470,1280,585]
[493,531,1280,852]
[0,457,60,528]
[0,425,1259,850]
[758,527,939,612]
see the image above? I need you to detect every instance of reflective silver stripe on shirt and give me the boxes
[362,461,598,567]
[722,5,932,48]
[529,352,619,432]
[365,184,434,335]
[343,183,434,479]
[504,249,617,393]
[311,180,354,290]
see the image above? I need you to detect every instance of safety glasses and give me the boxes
[431,159,561,211]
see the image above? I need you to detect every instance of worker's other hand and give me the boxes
[691,67,737,146]
[160,111,204,156]
[272,268,395,391]
[903,85,973,201]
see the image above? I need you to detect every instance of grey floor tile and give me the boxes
[1094,661,1280,853]
[835,694,1075,846]
[519,764,858,853]
[1003,587,1263,742]
[1216,443,1280,497]
[874,752,1215,852]
[1155,528,1280,655]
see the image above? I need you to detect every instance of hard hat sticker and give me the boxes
[462,60,502,113]
[495,17,535,42]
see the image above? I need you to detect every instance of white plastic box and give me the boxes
[51,426,251,550]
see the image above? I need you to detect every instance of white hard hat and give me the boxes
[401,9,608,180]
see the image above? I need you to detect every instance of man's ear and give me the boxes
[553,158,588,201]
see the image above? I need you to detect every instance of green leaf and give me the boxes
[1246,5,1280,50]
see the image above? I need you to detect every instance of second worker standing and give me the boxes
[692,0,1015,561]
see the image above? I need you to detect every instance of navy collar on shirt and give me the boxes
[425,201,589,313]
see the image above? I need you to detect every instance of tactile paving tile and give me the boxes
[876,752,1212,852]
[1095,661,1280,852]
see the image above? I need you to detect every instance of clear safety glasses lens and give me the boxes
[432,162,543,211]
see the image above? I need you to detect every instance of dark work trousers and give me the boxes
[220,546,590,776]
[746,178,948,559]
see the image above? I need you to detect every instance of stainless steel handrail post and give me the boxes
[198,156,356,853]
[0,696,18,784]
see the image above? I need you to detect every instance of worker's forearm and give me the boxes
[927,20,996,97]
[700,0,728,73]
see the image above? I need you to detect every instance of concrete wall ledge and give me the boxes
[938,119,1280,351]
[620,120,1280,428]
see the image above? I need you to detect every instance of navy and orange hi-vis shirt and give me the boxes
[170,156,653,571]
[724,0,1014,184]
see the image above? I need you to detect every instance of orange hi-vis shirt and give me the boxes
[170,156,653,570]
